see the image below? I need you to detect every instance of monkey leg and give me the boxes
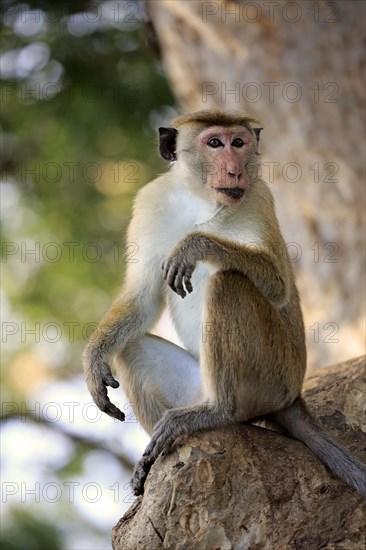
[131,400,230,495]
[114,334,202,435]
[202,271,305,421]
[132,273,304,495]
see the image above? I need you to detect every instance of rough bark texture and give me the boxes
[112,356,366,550]
[147,0,366,371]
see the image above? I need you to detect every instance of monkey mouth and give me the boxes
[216,187,245,200]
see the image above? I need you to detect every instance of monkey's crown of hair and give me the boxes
[170,109,261,129]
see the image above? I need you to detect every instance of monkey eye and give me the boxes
[232,138,244,147]
[207,138,223,148]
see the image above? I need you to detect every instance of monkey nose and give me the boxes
[228,171,242,180]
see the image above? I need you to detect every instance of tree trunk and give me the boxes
[112,355,366,550]
[147,0,366,371]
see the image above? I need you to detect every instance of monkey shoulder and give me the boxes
[245,179,284,240]
[128,175,196,255]
[246,178,275,214]
[133,174,170,211]
[135,174,188,212]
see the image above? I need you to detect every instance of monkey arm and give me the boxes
[83,285,164,421]
[163,231,290,306]
[83,193,166,420]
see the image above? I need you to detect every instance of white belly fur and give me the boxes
[166,262,212,359]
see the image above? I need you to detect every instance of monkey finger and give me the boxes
[94,385,124,420]
[174,274,187,298]
[176,287,187,299]
[98,397,125,422]
[161,259,169,277]
[166,265,178,287]
[167,271,186,296]
[105,403,125,422]
[183,273,193,293]
[102,374,120,388]
[167,279,182,296]
[162,259,174,280]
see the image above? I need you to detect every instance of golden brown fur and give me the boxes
[83,110,366,498]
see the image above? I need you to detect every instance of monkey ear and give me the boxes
[159,127,178,161]
[253,127,263,143]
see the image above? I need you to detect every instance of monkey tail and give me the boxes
[271,397,366,499]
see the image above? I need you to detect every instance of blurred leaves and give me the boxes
[1,1,174,548]
[1,0,174,350]
[1,509,63,550]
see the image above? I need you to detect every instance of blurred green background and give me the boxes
[1,1,176,548]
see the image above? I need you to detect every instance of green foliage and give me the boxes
[2,0,175,338]
[0,509,63,550]
[1,1,175,547]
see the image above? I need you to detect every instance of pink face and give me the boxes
[198,125,254,205]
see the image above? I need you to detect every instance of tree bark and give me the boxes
[112,355,366,550]
[147,0,366,371]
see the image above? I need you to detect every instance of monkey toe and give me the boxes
[131,470,145,496]
[150,425,178,459]
[142,428,169,464]
[143,440,161,463]
[131,457,153,495]
[160,437,175,457]
[142,439,156,457]
[131,478,144,496]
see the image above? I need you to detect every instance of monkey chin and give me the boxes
[215,187,246,205]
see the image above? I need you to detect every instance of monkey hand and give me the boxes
[162,239,197,298]
[83,346,125,422]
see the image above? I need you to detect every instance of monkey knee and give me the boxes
[205,272,267,342]
[208,271,261,305]
[115,338,149,375]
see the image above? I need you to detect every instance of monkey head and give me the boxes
[159,109,262,206]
